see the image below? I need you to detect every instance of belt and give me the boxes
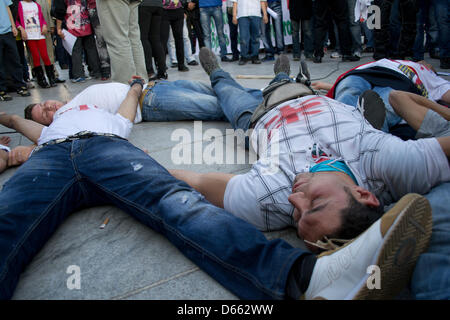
[33,131,126,154]
[139,80,157,112]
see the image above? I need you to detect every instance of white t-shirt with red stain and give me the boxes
[37,104,133,145]
[21,1,45,40]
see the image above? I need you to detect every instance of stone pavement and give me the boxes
[0,53,447,300]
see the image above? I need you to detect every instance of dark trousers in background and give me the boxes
[0,32,26,92]
[312,0,354,57]
[139,5,167,75]
[161,8,185,68]
[186,7,204,54]
[71,34,101,79]
[373,0,418,59]
[227,7,240,59]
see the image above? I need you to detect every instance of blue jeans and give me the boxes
[413,0,428,61]
[334,75,403,132]
[0,136,307,299]
[433,0,450,58]
[411,182,450,299]
[199,6,228,57]
[141,80,226,121]
[348,0,362,53]
[261,0,285,56]
[238,16,262,59]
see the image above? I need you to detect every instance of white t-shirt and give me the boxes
[21,1,45,40]
[231,0,266,19]
[354,59,450,101]
[223,95,450,231]
[38,104,133,145]
[61,82,143,124]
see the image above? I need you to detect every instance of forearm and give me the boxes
[169,169,234,208]
[0,114,43,144]
[117,84,142,122]
[7,7,16,29]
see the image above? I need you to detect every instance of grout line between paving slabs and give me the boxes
[110,267,200,300]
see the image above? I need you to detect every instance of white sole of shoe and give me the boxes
[350,194,432,299]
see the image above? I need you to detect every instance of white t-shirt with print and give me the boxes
[355,59,450,101]
[38,104,133,145]
[231,0,267,19]
[21,1,45,40]
[224,95,450,231]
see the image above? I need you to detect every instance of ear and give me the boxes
[350,186,380,208]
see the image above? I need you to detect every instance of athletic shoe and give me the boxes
[238,58,248,66]
[273,54,290,76]
[342,54,360,62]
[199,47,221,75]
[304,193,432,300]
[0,91,12,101]
[178,64,190,72]
[221,56,232,62]
[358,90,386,130]
[251,57,262,64]
[188,60,199,66]
[313,55,322,63]
[262,55,275,62]
[16,86,30,97]
[71,77,86,83]
[331,51,341,59]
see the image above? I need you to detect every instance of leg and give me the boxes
[397,0,419,57]
[210,69,263,130]
[261,16,275,58]
[434,0,450,67]
[212,6,228,58]
[139,6,154,75]
[302,19,314,57]
[170,11,187,69]
[148,7,167,75]
[227,10,239,59]
[372,86,403,131]
[249,17,262,59]
[347,0,362,54]
[312,0,329,59]
[334,75,372,107]
[373,0,395,59]
[140,80,225,121]
[411,182,450,299]
[37,39,51,66]
[238,17,251,60]
[76,137,306,300]
[270,0,285,53]
[26,40,42,67]
[199,8,212,49]
[82,35,101,77]
[71,37,84,79]
[291,19,301,59]
[331,0,354,57]
[0,144,94,299]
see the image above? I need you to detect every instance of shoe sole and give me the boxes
[360,90,386,130]
[352,194,432,300]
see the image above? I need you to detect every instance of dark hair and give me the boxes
[333,187,384,240]
[24,103,37,120]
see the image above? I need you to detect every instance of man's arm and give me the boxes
[117,78,144,122]
[169,169,235,208]
[6,5,18,37]
[0,113,44,144]
[261,1,268,24]
[389,90,450,130]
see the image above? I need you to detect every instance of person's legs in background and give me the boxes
[397,0,418,59]
[433,0,450,68]
[302,19,314,59]
[199,7,213,49]
[413,0,426,61]
[261,16,275,61]
[227,6,240,61]
[269,0,285,54]
[139,5,156,78]
[347,0,363,56]
[238,17,251,65]
[211,6,230,61]
[291,19,301,60]
[249,16,262,63]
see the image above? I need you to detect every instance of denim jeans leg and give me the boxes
[0,143,91,299]
[372,86,403,131]
[250,17,262,58]
[238,17,251,59]
[212,6,228,57]
[411,182,450,299]
[200,8,212,49]
[141,80,225,121]
[78,137,307,299]
[261,18,275,56]
[434,0,450,58]
[334,75,372,107]
[210,69,263,130]
[270,0,285,53]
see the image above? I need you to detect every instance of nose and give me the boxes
[288,191,310,217]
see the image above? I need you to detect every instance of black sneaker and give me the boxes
[342,54,360,62]
[238,58,248,65]
[178,64,190,72]
[0,91,12,101]
[313,55,322,63]
[199,47,221,75]
[274,54,290,76]
[232,55,240,61]
[358,90,386,130]
[251,57,261,64]
[221,56,232,62]
[17,86,31,97]
[188,60,199,66]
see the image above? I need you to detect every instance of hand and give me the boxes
[0,136,11,146]
[311,81,332,91]
[232,17,238,25]
[12,26,18,37]
[188,2,196,10]
[263,15,268,24]
[20,29,27,41]
[8,145,34,167]
[50,27,55,34]
[41,25,48,35]
[57,28,65,39]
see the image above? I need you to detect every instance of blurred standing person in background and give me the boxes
[96,0,148,83]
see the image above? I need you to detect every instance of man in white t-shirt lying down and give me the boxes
[0,76,436,300]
